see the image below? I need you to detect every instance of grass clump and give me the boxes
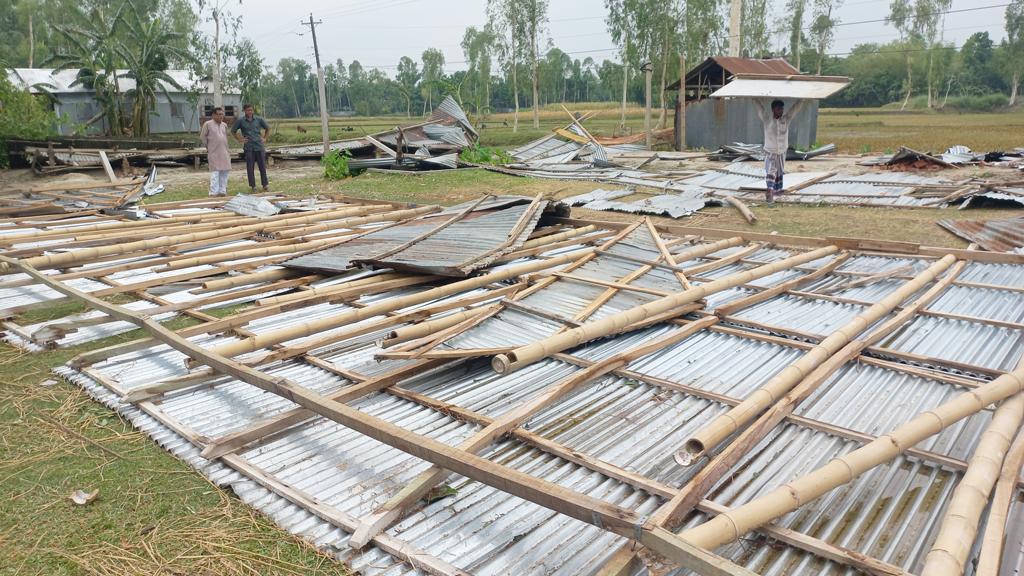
[322,150,358,180]
[459,144,513,165]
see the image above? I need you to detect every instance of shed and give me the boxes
[667,57,818,151]
[5,68,242,135]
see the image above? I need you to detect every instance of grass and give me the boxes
[0,316,349,575]
[3,158,1021,574]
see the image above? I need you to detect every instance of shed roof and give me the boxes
[5,68,226,95]
[666,56,800,90]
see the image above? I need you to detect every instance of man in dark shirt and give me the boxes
[231,103,271,193]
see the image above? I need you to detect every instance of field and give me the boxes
[264,102,1024,154]
[2,105,1024,575]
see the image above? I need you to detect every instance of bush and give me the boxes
[322,149,356,179]
[459,144,512,165]
[944,93,1009,112]
[0,76,59,167]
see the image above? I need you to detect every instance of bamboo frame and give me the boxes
[5,256,753,576]
[492,246,839,374]
[975,416,1024,576]
[676,255,958,465]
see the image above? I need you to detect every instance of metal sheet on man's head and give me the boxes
[711,75,850,99]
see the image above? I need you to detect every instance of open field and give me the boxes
[2,142,1023,574]
[262,103,1024,153]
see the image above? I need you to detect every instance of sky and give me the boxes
[229,0,1009,74]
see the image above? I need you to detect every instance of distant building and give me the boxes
[669,56,819,151]
[5,68,242,135]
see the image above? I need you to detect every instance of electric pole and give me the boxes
[302,13,331,156]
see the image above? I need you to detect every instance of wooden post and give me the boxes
[643,62,653,150]
[677,53,686,151]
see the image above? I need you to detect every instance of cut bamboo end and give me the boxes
[674,439,706,466]
[492,354,513,374]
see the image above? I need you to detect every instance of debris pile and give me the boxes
[1,200,1022,576]
[939,215,1024,253]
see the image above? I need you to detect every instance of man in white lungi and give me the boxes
[755,98,804,204]
[200,107,231,197]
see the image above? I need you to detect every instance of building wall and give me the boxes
[680,98,818,151]
[49,91,242,135]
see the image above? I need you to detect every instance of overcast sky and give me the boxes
[226,0,1008,74]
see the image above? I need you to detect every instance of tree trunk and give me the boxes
[530,14,540,129]
[926,48,934,109]
[1010,70,1019,107]
[512,46,519,132]
[900,52,913,111]
[28,13,34,68]
[657,33,670,129]
[677,53,686,151]
[620,34,629,132]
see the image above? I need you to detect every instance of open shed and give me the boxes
[668,56,818,151]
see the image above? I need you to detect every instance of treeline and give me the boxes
[2,0,1023,134]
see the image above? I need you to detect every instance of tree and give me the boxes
[461,26,495,116]
[0,74,58,166]
[117,1,192,136]
[889,0,951,109]
[787,0,808,69]
[523,0,548,128]
[233,37,263,109]
[1004,1,1024,105]
[396,56,420,117]
[487,0,526,131]
[809,0,842,75]
[420,47,444,113]
[742,0,771,57]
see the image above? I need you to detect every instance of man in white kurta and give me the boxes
[200,107,232,197]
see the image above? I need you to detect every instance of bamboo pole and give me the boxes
[253,273,430,307]
[723,196,757,224]
[203,248,596,360]
[669,236,745,261]
[270,205,439,239]
[675,254,957,465]
[922,391,1024,575]
[381,308,492,347]
[4,205,397,271]
[157,237,346,272]
[492,246,839,374]
[0,211,239,244]
[198,268,302,292]
[976,418,1024,576]
[678,365,1024,551]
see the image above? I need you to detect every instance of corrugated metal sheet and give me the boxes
[711,75,849,99]
[938,216,1024,253]
[286,202,547,276]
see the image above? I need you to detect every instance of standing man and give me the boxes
[755,98,804,204]
[231,103,272,193]
[199,107,231,197]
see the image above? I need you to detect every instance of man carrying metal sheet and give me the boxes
[755,98,804,204]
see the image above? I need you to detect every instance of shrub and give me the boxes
[322,149,355,180]
[459,144,512,165]
[0,76,59,167]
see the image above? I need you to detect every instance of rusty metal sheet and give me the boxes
[938,217,1024,253]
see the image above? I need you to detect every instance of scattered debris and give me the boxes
[39,379,58,387]
[561,188,633,206]
[69,489,99,506]
[224,195,282,218]
[858,146,956,169]
[938,216,1024,253]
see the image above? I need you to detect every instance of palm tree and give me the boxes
[46,5,127,135]
[117,1,192,136]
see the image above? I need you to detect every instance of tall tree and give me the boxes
[396,56,420,117]
[461,26,495,116]
[487,0,526,131]
[1005,0,1024,105]
[787,0,808,69]
[889,0,950,109]
[742,0,771,57]
[523,0,548,128]
[420,47,444,113]
[233,37,263,108]
[809,0,842,75]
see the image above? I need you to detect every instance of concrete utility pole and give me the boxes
[302,13,331,156]
[729,0,743,57]
[213,9,222,108]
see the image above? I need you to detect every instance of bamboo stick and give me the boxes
[269,205,439,239]
[678,364,1024,551]
[922,391,1024,575]
[203,248,596,360]
[198,268,301,292]
[492,246,838,374]
[976,417,1024,576]
[381,308,490,347]
[723,196,757,224]
[0,211,239,244]
[674,254,957,465]
[670,236,745,261]
[253,273,430,307]
[4,205,392,271]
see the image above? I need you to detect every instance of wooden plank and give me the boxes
[98,151,118,183]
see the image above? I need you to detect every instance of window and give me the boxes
[170,101,184,118]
